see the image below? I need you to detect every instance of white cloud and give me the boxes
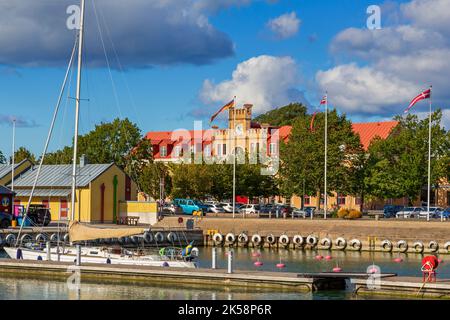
[267,12,300,39]
[0,0,235,68]
[200,55,302,113]
[318,0,450,116]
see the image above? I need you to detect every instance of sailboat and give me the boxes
[5,0,197,269]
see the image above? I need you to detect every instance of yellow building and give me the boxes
[0,159,34,186]
[9,162,137,223]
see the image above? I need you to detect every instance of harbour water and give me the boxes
[0,248,446,300]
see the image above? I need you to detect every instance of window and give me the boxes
[204,145,211,157]
[223,144,227,156]
[216,144,222,156]
[250,142,256,153]
[160,146,167,157]
[304,196,310,205]
[269,143,277,155]
[174,146,181,157]
[338,196,346,205]
[190,145,194,154]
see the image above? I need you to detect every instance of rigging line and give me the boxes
[97,5,143,130]
[15,36,79,246]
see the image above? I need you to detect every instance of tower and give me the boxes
[228,104,253,132]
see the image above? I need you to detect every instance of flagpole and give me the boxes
[427,86,432,222]
[324,92,328,220]
[232,97,236,219]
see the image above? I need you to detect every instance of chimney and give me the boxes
[80,154,87,168]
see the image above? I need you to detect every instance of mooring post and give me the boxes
[212,247,217,269]
[76,244,81,266]
[227,249,233,274]
[46,241,51,261]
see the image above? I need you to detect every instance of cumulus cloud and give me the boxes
[318,0,450,116]
[0,0,236,68]
[0,115,39,128]
[200,55,304,114]
[267,12,300,39]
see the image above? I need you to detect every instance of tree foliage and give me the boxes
[253,103,307,126]
[12,146,36,163]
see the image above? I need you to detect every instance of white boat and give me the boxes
[4,245,197,268]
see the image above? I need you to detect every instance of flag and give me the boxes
[210,98,235,123]
[310,111,318,132]
[181,240,194,257]
[320,96,327,105]
[404,88,431,113]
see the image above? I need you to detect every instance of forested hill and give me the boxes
[253,103,307,126]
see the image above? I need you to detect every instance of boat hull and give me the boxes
[4,247,197,268]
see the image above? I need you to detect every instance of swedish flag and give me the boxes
[181,241,194,257]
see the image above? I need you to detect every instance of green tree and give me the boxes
[0,151,6,164]
[253,103,307,126]
[365,109,449,203]
[279,109,364,210]
[12,146,36,163]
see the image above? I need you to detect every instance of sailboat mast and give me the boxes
[71,0,86,221]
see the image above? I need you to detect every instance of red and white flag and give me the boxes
[310,111,318,132]
[404,88,431,113]
[320,96,327,105]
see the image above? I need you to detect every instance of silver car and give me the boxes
[396,207,423,219]
[418,207,444,219]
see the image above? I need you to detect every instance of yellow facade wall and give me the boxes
[14,196,67,222]
[1,160,33,186]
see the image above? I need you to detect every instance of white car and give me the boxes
[219,203,234,213]
[418,207,444,219]
[239,204,260,215]
[396,207,423,219]
[207,204,225,213]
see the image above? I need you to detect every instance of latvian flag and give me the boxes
[210,98,235,123]
[320,95,327,105]
[404,88,431,113]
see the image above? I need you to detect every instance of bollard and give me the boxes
[76,244,81,266]
[212,247,217,269]
[46,241,51,261]
[227,250,233,274]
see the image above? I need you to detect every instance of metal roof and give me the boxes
[0,159,31,180]
[14,188,71,197]
[10,163,113,188]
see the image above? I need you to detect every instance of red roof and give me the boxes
[352,121,398,150]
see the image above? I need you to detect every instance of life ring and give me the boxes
[212,233,223,244]
[319,237,332,250]
[334,237,347,250]
[251,234,262,246]
[143,232,153,243]
[292,235,304,246]
[381,240,393,252]
[306,235,318,247]
[428,241,439,253]
[130,236,140,244]
[238,233,249,244]
[155,232,164,243]
[444,241,450,253]
[397,240,408,253]
[63,233,70,243]
[35,233,47,243]
[349,239,362,251]
[5,234,16,246]
[413,241,424,253]
[20,234,33,244]
[278,235,290,246]
[167,232,178,242]
[50,233,60,243]
[265,234,276,245]
[191,247,199,257]
[225,233,236,244]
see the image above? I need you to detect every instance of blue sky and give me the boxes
[0,0,448,158]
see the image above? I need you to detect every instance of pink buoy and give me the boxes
[368,267,378,274]
[315,255,324,260]
[438,258,444,263]
[276,263,286,268]
[332,267,342,272]
[394,257,403,263]
[254,261,263,267]
[325,255,332,260]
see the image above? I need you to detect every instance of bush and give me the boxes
[337,208,349,219]
[347,210,363,220]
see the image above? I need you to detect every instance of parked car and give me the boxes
[396,207,423,219]
[218,203,233,213]
[173,199,205,215]
[383,205,404,218]
[27,204,51,226]
[418,207,444,219]
[442,207,450,219]
[0,212,12,228]
[162,202,182,215]
[239,204,260,214]
[207,204,225,213]
[292,206,316,218]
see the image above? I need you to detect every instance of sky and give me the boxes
[0,0,449,158]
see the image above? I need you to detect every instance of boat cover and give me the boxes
[69,221,145,242]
